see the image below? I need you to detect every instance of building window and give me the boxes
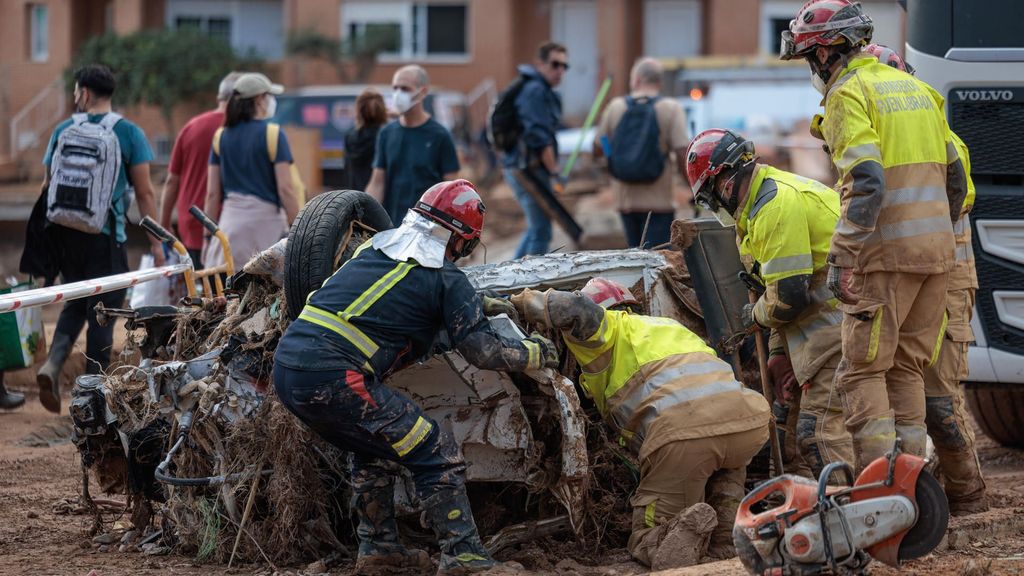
[27,4,48,62]
[342,2,468,60]
[174,15,233,46]
[769,17,790,54]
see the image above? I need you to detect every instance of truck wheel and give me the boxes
[284,190,392,320]
[964,382,1024,449]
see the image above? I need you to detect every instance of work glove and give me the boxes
[510,289,551,328]
[827,265,859,305]
[482,295,517,318]
[551,174,568,194]
[740,303,761,333]
[766,352,798,403]
[524,332,560,369]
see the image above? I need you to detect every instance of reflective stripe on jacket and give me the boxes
[736,164,843,382]
[566,310,770,459]
[821,55,959,274]
[949,132,977,291]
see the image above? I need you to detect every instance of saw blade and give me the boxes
[897,469,950,561]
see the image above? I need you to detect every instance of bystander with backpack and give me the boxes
[27,64,163,413]
[595,58,689,248]
[204,72,300,270]
[490,42,568,257]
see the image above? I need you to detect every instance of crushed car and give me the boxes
[67,191,755,567]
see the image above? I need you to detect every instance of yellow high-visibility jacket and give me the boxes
[736,164,844,383]
[820,55,965,274]
[516,288,769,459]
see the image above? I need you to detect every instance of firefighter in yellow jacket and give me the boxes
[781,0,968,470]
[683,128,854,478]
[511,279,770,568]
[862,43,988,515]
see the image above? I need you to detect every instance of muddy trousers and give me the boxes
[273,364,477,551]
[836,271,948,473]
[628,426,769,566]
[923,288,986,508]
[777,353,855,478]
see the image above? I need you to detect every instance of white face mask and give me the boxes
[263,94,277,119]
[391,89,418,114]
[811,73,828,96]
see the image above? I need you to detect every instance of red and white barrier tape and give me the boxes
[0,263,193,313]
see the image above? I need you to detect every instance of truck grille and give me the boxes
[950,90,1024,175]
[972,191,1024,356]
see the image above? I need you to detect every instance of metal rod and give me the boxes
[751,290,785,477]
[0,263,193,313]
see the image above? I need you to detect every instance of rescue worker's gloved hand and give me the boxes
[740,303,761,333]
[510,289,552,328]
[827,265,859,305]
[523,332,560,369]
[766,352,798,403]
[482,295,517,318]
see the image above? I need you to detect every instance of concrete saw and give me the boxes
[733,441,949,575]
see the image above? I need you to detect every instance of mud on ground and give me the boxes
[2,379,1023,576]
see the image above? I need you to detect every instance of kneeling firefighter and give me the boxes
[684,128,854,479]
[273,180,559,575]
[511,279,770,568]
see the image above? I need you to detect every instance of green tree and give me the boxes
[69,29,261,134]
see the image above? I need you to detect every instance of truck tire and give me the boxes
[964,382,1024,448]
[284,190,392,320]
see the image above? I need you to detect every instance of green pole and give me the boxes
[561,75,613,180]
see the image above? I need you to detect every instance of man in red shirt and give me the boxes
[160,72,240,266]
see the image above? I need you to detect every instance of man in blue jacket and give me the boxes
[503,41,568,257]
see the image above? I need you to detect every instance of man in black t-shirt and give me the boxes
[366,65,460,224]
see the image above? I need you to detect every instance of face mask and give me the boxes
[392,89,415,114]
[263,94,277,119]
[811,73,828,96]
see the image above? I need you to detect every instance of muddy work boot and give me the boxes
[648,502,717,571]
[353,480,431,574]
[37,331,74,414]
[0,372,25,410]
[422,486,496,576]
[926,396,989,516]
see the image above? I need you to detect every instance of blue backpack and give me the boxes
[608,96,665,183]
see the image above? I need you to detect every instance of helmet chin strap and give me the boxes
[716,159,757,217]
[809,44,856,85]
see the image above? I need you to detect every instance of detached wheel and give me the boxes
[964,382,1024,449]
[284,190,392,320]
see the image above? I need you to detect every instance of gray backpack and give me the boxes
[47,112,123,234]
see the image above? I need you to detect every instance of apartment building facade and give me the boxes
[0,0,903,172]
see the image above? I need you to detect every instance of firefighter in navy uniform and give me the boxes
[273,180,559,575]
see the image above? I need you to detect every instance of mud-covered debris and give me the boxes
[670,219,699,252]
[243,239,288,287]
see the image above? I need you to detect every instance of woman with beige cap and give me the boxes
[204,72,298,268]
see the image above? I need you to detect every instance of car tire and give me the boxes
[284,190,392,320]
[964,382,1024,449]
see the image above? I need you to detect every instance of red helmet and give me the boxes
[864,43,915,74]
[581,277,639,309]
[780,0,873,61]
[413,179,486,258]
[685,129,755,220]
